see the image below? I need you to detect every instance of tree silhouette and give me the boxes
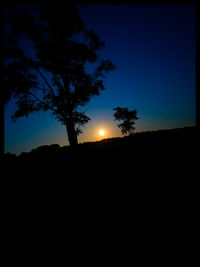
[113,107,138,135]
[4,4,115,147]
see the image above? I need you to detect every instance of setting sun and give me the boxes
[99,130,105,136]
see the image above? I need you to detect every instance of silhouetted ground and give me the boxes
[3,126,198,170]
[3,126,198,226]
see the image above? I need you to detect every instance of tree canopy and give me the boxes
[4,4,116,146]
[113,107,138,135]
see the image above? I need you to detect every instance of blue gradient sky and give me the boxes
[5,4,196,155]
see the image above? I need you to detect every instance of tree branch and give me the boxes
[34,68,56,97]
[28,91,57,112]
[25,58,56,97]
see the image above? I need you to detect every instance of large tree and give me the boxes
[4,4,115,147]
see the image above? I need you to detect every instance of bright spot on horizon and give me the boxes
[99,130,105,136]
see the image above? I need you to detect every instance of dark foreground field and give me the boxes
[4,126,198,167]
[3,126,198,222]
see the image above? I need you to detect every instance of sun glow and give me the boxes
[99,130,105,136]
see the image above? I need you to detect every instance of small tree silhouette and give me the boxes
[113,107,138,135]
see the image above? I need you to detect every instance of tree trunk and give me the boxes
[63,76,78,147]
[66,119,78,148]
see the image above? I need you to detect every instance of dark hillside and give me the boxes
[4,126,198,167]
[3,126,198,211]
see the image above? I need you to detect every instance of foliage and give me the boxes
[113,107,138,135]
[4,4,115,145]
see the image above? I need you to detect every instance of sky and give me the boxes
[4,4,196,155]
